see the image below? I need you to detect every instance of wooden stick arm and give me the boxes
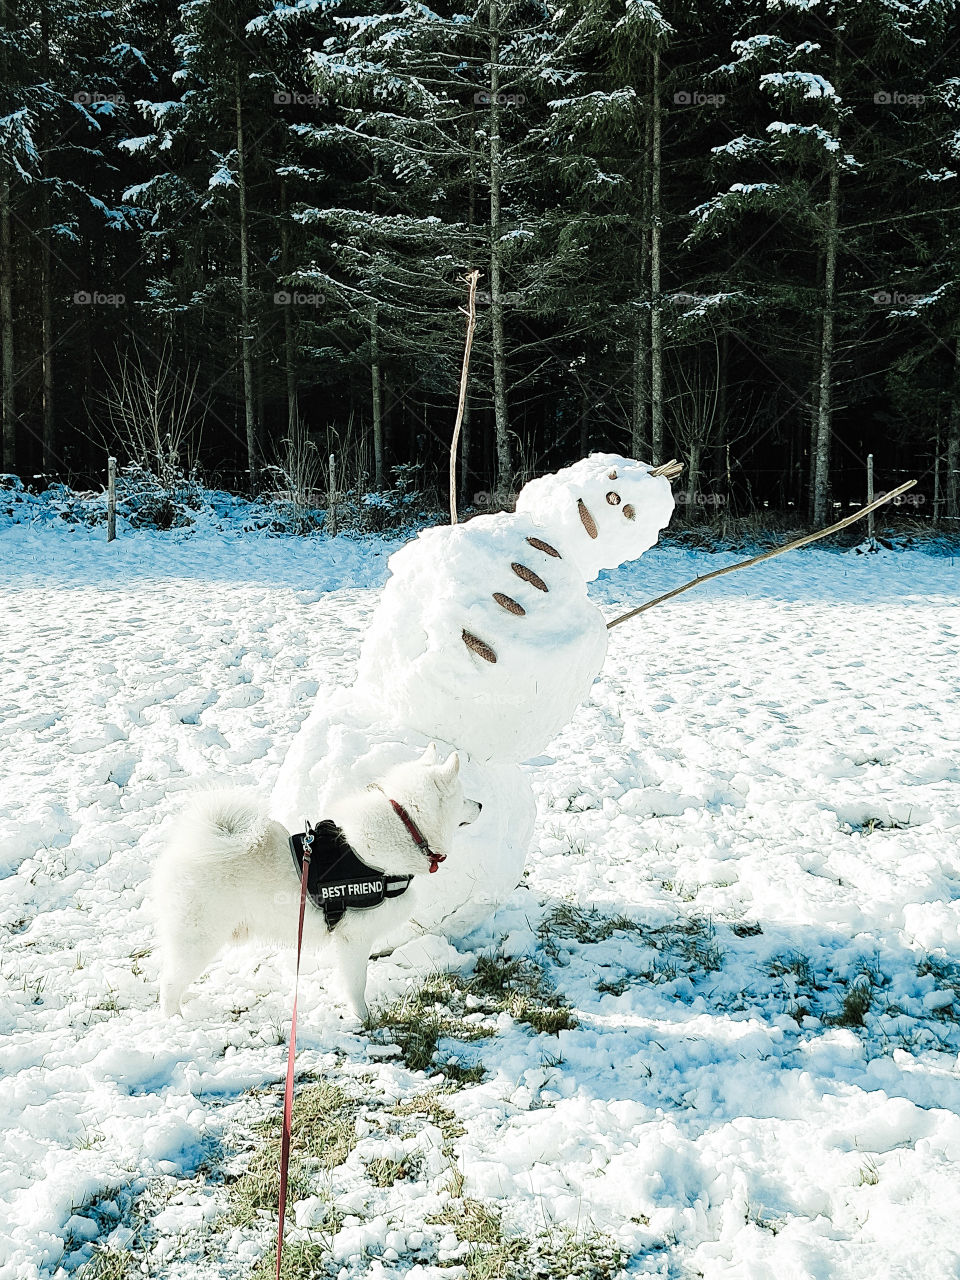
[606,478,918,630]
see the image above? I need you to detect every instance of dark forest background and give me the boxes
[1,0,959,524]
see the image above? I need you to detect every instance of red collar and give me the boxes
[378,791,446,873]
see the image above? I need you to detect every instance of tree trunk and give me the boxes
[579,381,589,457]
[459,393,472,510]
[280,179,297,437]
[255,348,265,454]
[807,382,820,522]
[947,338,960,520]
[370,303,384,489]
[806,249,825,520]
[687,439,702,520]
[631,306,647,460]
[283,306,297,437]
[631,106,652,461]
[40,4,54,471]
[235,69,257,491]
[0,0,12,471]
[813,152,839,526]
[787,414,796,509]
[488,0,511,501]
[714,328,728,497]
[0,171,14,473]
[40,211,54,471]
[649,45,664,467]
[468,98,477,231]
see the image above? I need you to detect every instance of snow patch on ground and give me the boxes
[1,523,959,1278]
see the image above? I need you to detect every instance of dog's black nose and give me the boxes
[459,799,482,826]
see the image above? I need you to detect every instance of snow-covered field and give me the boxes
[1,519,959,1280]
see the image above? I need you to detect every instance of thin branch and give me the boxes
[843,204,960,232]
[450,268,480,525]
[606,478,918,630]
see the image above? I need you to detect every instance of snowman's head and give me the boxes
[514,453,676,581]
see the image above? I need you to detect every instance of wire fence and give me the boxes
[14,459,958,525]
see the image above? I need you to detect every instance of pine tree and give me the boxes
[523,0,670,467]
[0,0,135,471]
[688,0,953,521]
[292,0,570,499]
[124,0,304,485]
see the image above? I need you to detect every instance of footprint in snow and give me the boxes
[176,691,219,725]
[218,684,264,709]
[107,757,137,789]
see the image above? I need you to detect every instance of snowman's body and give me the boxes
[272,454,674,944]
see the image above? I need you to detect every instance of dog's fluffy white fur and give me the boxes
[153,745,479,1022]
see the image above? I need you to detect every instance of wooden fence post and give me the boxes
[866,453,874,545]
[328,452,337,536]
[107,456,117,543]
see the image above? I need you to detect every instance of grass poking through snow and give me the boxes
[426,1197,626,1280]
[391,1091,465,1152]
[364,1153,422,1187]
[538,902,723,993]
[375,952,577,1076]
[79,1247,139,1280]
[229,1081,358,1229]
[250,1240,330,1280]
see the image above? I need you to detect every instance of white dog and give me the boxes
[154,745,480,1022]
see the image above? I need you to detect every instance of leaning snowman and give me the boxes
[272,454,675,953]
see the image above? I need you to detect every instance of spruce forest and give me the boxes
[1,0,958,525]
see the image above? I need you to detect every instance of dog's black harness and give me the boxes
[289,820,413,930]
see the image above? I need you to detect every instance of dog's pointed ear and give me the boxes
[421,742,438,765]
[437,751,461,790]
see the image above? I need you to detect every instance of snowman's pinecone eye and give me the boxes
[622,504,635,520]
[608,469,618,480]
[606,491,621,506]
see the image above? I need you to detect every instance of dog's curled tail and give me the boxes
[168,788,277,863]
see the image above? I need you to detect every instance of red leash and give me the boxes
[274,795,437,1275]
[276,825,313,1280]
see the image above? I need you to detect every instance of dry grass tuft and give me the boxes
[377,953,576,1076]
[229,1081,358,1228]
